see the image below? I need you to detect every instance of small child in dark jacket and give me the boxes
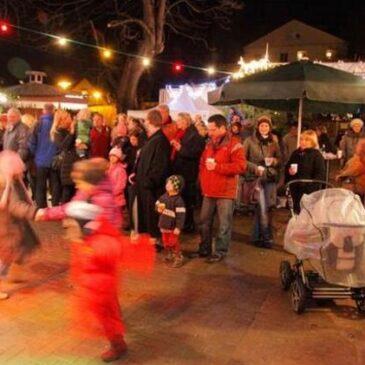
[156,175,186,268]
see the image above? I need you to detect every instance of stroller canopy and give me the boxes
[284,188,365,287]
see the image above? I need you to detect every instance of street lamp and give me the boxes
[57,36,68,46]
[58,80,72,90]
[93,90,102,100]
[142,57,151,67]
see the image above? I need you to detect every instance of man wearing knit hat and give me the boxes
[340,118,365,163]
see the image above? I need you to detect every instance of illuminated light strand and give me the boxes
[8,23,232,76]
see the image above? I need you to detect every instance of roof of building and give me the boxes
[4,82,63,97]
[244,19,347,49]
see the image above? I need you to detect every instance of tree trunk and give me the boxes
[116,56,146,112]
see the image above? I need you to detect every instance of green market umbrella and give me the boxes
[215,60,365,145]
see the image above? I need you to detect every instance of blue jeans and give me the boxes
[251,182,275,243]
[199,197,234,255]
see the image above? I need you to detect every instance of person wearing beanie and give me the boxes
[108,147,127,228]
[340,118,365,163]
[243,115,282,248]
[155,175,186,268]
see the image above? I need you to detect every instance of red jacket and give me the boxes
[199,135,246,199]
[90,127,111,159]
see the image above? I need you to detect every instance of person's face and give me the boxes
[352,124,362,134]
[165,180,176,194]
[232,115,240,123]
[176,116,188,130]
[231,125,240,135]
[7,110,20,126]
[109,155,119,164]
[258,122,270,136]
[93,115,103,128]
[207,122,226,140]
[299,136,312,150]
[130,135,139,146]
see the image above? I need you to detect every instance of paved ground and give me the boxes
[1,208,365,365]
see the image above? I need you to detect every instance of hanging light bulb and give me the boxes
[142,57,151,67]
[102,49,112,59]
[57,36,68,46]
[207,66,216,75]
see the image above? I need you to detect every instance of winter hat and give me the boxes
[166,175,184,193]
[256,115,273,129]
[109,146,123,160]
[350,118,364,128]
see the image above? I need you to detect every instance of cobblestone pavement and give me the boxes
[1,210,365,365]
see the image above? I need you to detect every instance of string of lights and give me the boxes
[1,21,234,79]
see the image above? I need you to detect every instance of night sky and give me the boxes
[0,0,364,98]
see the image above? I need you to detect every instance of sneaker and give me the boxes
[168,252,184,268]
[0,292,9,300]
[206,252,225,263]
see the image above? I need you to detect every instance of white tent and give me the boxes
[128,86,223,121]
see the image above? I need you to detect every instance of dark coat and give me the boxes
[135,129,171,238]
[53,129,78,186]
[285,147,326,213]
[172,125,206,183]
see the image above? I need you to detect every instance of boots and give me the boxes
[101,336,128,362]
[163,248,174,264]
[5,263,25,283]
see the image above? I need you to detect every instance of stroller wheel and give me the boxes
[291,278,307,314]
[356,299,365,313]
[279,261,293,291]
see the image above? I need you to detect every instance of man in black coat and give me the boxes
[135,110,171,244]
[171,116,206,232]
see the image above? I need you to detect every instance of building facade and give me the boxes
[243,19,348,63]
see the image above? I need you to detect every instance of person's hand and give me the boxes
[335,174,343,182]
[35,209,45,221]
[255,166,265,176]
[206,160,216,171]
[171,140,181,151]
[173,228,181,235]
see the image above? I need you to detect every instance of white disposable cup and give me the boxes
[290,163,298,174]
[337,150,343,159]
[257,166,265,175]
[264,157,273,166]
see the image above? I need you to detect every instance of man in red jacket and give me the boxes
[90,113,111,159]
[197,114,246,263]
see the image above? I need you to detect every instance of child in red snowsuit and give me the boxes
[37,158,154,362]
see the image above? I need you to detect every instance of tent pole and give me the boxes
[297,95,304,147]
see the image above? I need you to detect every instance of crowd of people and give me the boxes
[1,101,365,362]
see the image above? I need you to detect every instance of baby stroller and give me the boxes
[280,179,365,314]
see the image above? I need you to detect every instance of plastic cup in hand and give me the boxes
[264,157,273,166]
[257,166,265,176]
[337,150,343,159]
[290,163,298,174]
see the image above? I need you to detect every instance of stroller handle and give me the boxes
[286,179,334,190]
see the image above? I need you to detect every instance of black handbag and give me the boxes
[51,151,65,170]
